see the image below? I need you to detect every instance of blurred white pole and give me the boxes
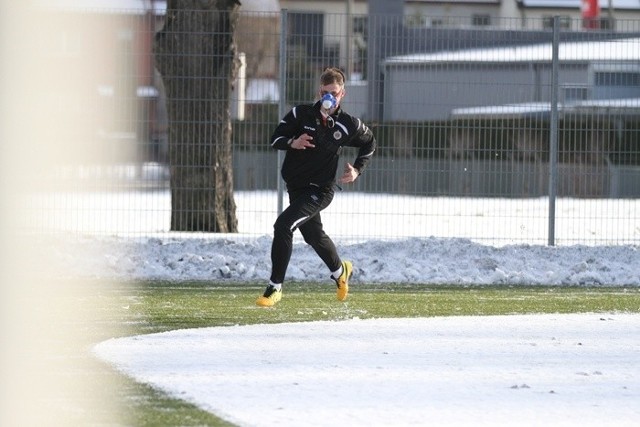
[345,0,354,80]
[232,52,246,121]
[0,2,123,425]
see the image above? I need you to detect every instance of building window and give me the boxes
[472,14,490,27]
[290,12,324,58]
[594,71,640,87]
[598,17,614,30]
[353,16,368,41]
[562,85,589,102]
[542,16,572,29]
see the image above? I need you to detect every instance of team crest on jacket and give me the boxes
[333,130,342,140]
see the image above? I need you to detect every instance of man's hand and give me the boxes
[339,162,359,183]
[290,133,315,150]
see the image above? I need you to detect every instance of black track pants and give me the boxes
[270,185,341,284]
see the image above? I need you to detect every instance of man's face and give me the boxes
[319,82,345,111]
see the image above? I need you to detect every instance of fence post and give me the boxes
[548,16,560,246]
[277,9,288,215]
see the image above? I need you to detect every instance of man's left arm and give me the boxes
[340,118,376,183]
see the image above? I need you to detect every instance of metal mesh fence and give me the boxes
[25,7,640,246]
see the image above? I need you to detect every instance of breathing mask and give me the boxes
[321,93,337,111]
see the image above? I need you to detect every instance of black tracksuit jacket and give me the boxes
[270,101,376,190]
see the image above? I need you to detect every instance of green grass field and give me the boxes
[53,281,640,426]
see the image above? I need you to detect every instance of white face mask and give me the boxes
[321,93,337,110]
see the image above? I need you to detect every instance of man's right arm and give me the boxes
[270,108,298,150]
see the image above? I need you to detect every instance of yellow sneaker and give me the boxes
[334,260,352,301]
[256,285,282,307]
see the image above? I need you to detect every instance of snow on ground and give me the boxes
[94,313,640,427]
[46,189,638,426]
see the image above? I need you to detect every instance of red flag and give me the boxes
[582,0,600,29]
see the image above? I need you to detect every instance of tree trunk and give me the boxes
[154,0,239,232]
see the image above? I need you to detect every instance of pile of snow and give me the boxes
[63,234,639,285]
